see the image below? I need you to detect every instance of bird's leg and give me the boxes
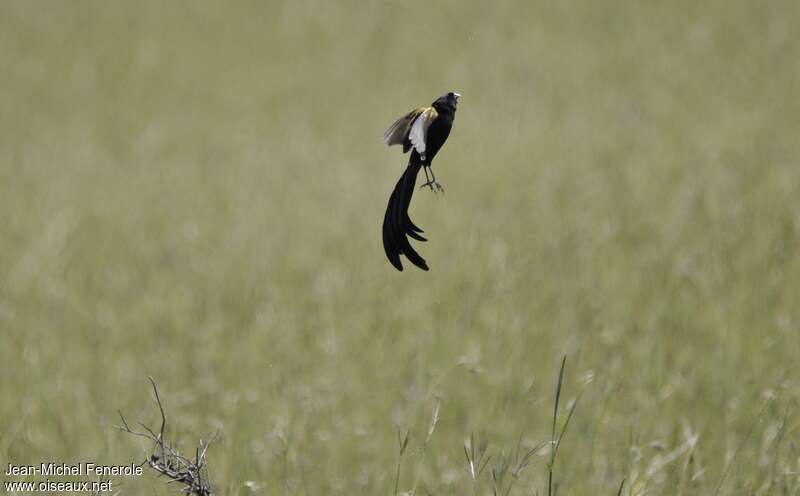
[420,166,438,194]
[429,167,445,193]
[423,166,432,186]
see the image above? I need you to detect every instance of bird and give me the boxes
[381,91,461,271]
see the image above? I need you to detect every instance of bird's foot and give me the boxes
[420,180,445,194]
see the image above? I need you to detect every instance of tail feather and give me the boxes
[382,154,429,271]
[407,229,427,242]
[406,217,424,233]
[382,187,404,271]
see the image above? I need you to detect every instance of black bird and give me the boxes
[382,91,461,271]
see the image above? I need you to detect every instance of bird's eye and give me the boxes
[447,92,454,98]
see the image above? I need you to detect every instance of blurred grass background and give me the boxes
[2,1,800,494]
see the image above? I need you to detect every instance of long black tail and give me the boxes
[382,153,429,271]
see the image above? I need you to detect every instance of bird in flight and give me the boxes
[381,91,461,271]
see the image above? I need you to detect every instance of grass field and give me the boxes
[2,1,800,494]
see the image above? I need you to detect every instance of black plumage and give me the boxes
[381,91,460,271]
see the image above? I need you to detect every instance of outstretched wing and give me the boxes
[383,107,437,155]
[408,107,438,158]
[383,108,425,146]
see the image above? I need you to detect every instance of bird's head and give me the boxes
[432,91,461,113]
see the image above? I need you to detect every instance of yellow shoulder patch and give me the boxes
[383,107,428,146]
[408,107,438,158]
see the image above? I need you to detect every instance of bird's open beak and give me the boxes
[454,92,461,102]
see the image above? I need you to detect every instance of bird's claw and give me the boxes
[420,180,445,194]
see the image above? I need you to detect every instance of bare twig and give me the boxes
[116,379,216,496]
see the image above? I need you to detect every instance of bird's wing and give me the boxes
[383,108,426,146]
[408,107,438,157]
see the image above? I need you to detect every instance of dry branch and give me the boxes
[116,377,216,496]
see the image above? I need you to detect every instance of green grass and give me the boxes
[2,1,800,494]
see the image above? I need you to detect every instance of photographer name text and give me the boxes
[5,462,142,477]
